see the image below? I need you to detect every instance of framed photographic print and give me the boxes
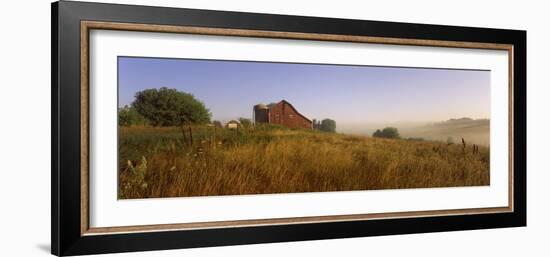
[51,1,526,256]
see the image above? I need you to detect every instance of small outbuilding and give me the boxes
[225,120,241,129]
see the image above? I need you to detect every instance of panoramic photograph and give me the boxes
[117,56,491,199]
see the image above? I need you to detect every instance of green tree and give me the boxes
[372,127,400,139]
[132,87,211,126]
[319,119,336,133]
[118,105,148,126]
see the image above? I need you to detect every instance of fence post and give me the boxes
[212,126,216,148]
[180,125,188,146]
[188,126,193,145]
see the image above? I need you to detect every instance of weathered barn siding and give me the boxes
[268,100,312,129]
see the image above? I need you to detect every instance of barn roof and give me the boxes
[272,100,312,123]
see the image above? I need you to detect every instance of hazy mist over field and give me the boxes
[339,118,490,146]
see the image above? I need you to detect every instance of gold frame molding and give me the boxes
[80,20,514,236]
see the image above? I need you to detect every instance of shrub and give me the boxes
[373,127,400,139]
[314,118,336,133]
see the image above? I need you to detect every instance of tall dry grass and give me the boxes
[118,125,489,199]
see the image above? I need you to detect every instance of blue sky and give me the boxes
[118,57,490,127]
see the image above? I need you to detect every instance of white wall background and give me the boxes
[0,0,547,256]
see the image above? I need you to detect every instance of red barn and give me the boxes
[253,100,312,129]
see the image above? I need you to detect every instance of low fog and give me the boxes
[338,118,490,146]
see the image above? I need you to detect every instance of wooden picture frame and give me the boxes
[52,1,526,256]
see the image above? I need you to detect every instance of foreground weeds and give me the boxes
[119,126,489,199]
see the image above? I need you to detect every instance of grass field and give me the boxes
[118,125,490,199]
